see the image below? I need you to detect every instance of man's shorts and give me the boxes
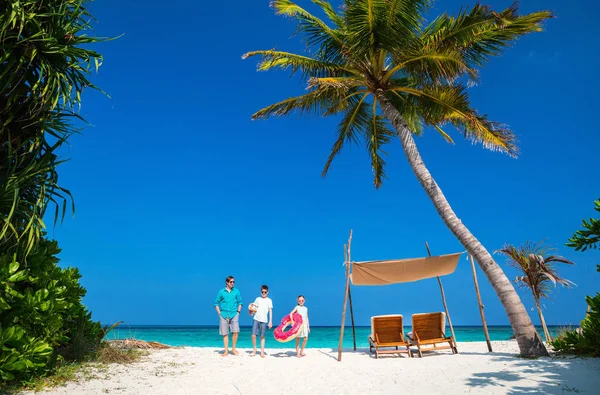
[252,320,267,338]
[219,314,240,335]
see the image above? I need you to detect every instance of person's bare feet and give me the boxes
[260,353,265,358]
[231,349,239,356]
[250,350,256,357]
[221,352,229,357]
[300,351,306,357]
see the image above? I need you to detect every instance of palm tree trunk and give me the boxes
[377,94,548,357]
[534,296,552,342]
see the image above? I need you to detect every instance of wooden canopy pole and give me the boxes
[425,242,458,351]
[470,254,493,352]
[337,230,353,361]
[347,241,356,351]
[348,287,356,351]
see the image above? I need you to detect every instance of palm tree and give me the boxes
[244,0,553,356]
[498,243,575,342]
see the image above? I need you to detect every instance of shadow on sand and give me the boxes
[268,350,299,358]
[464,354,600,394]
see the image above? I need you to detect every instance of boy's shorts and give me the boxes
[219,314,240,335]
[252,320,267,338]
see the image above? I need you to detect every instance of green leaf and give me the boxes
[8,258,19,275]
[0,297,11,310]
[8,269,28,283]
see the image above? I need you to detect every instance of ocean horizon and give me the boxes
[107,324,565,349]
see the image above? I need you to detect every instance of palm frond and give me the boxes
[433,124,455,144]
[307,76,365,90]
[386,0,430,48]
[365,99,394,188]
[322,92,371,176]
[387,47,478,84]
[242,50,347,78]
[422,3,553,67]
[385,87,423,135]
[252,80,352,120]
[390,84,517,156]
[312,0,344,28]
[345,0,391,59]
[272,0,345,60]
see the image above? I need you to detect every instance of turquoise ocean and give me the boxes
[109,325,562,349]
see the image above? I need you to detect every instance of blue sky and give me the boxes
[49,0,599,327]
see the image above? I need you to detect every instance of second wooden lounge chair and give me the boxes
[368,315,412,358]
[411,312,457,357]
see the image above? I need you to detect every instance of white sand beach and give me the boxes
[23,341,600,395]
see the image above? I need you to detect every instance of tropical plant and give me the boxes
[244,0,552,356]
[0,239,103,382]
[566,198,600,252]
[550,265,600,357]
[1,0,104,255]
[1,0,108,384]
[551,200,600,356]
[497,242,575,342]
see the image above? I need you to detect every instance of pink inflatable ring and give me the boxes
[273,313,303,343]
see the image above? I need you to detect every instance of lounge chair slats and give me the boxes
[411,312,457,357]
[368,315,412,358]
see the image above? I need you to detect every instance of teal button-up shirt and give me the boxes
[214,287,243,319]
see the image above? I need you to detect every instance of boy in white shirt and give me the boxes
[249,285,273,357]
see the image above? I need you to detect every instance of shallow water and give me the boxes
[108,325,560,349]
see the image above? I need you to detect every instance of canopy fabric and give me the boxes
[350,253,462,285]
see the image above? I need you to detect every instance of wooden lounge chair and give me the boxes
[411,312,457,357]
[368,315,412,358]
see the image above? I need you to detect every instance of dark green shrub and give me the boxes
[551,292,600,356]
[551,200,600,356]
[0,239,101,382]
[551,265,600,356]
[1,0,109,386]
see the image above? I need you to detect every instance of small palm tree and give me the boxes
[244,0,552,356]
[498,242,575,342]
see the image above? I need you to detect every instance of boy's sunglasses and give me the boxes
[261,291,268,294]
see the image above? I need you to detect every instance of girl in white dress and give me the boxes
[289,295,310,357]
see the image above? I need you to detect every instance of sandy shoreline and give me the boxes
[21,341,600,394]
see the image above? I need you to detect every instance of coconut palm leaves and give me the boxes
[244,0,551,188]
[1,0,105,255]
[498,242,575,342]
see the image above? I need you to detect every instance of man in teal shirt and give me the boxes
[214,275,243,356]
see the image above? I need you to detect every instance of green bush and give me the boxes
[0,238,102,383]
[551,265,600,356]
[1,0,109,386]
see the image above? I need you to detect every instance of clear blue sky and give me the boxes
[49,0,599,327]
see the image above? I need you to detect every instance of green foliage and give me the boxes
[552,202,600,356]
[244,0,552,188]
[1,0,105,254]
[1,0,109,386]
[566,199,600,251]
[0,239,103,383]
[551,292,600,357]
[0,326,52,382]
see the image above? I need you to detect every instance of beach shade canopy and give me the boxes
[350,253,462,286]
